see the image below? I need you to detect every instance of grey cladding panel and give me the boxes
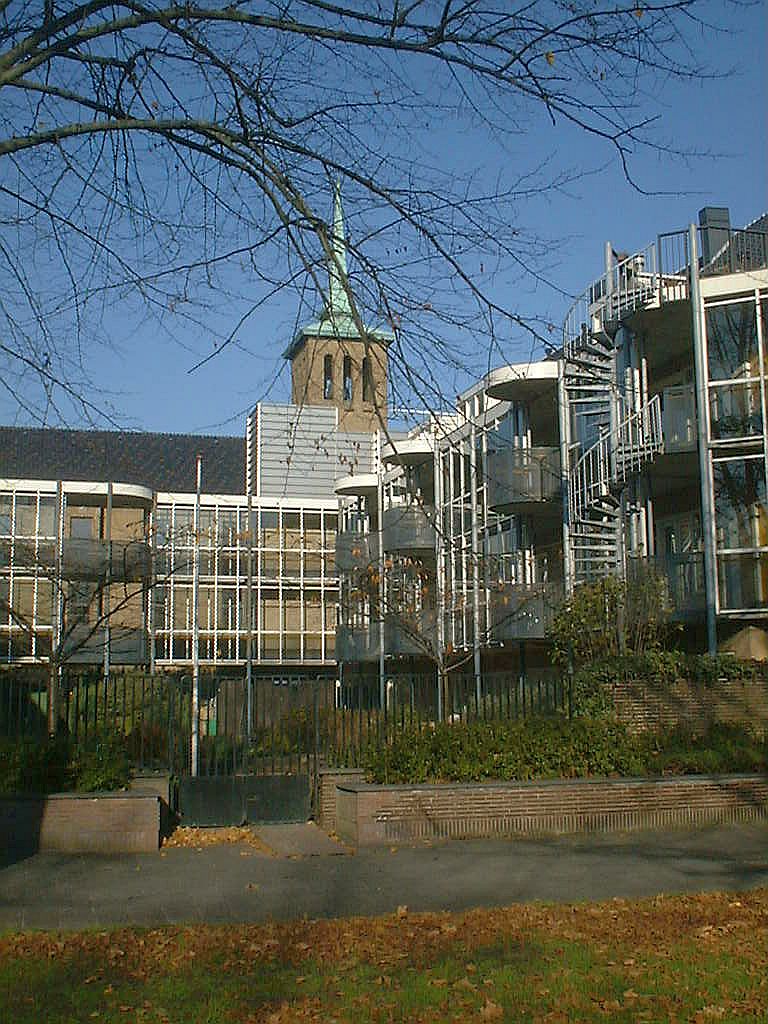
[257,405,375,499]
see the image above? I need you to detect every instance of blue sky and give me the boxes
[5,1,767,438]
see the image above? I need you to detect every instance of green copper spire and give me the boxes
[283,183,394,359]
[323,180,356,331]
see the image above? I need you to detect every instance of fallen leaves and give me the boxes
[162,826,275,855]
[0,889,766,1022]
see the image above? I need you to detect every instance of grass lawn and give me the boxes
[0,888,766,1022]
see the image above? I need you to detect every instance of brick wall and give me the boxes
[334,775,768,846]
[610,677,768,732]
[1,794,161,853]
[316,768,365,832]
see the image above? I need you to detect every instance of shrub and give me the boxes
[362,717,766,785]
[567,652,768,721]
[0,736,70,795]
[363,717,654,784]
[647,722,768,776]
[0,729,131,795]
[68,729,132,792]
[550,571,674,670]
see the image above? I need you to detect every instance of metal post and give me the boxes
[49,480,65,736]
[604,240,614,318]
[148,496,156,675]
[377,434,386,710]
[689,224,718,654]
[434,436,445,722]
[104,481,112,683]
[557,362,574,594]
[469,424,482,706]
[246,491,253,734]
[191,455,202,776]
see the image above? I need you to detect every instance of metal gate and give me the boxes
[179,674,337,826]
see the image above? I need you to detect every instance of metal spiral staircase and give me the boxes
[563,248,666,586]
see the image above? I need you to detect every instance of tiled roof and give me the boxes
[0,426,245,495]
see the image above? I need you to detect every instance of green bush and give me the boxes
[68,730,132,792]
[0,729,132,795]
[363,717,653,784]
[550,572,674,669]
[362,717,767,785]
[647,722,768,776]
[567,652,768,721]
[0,736,70,795]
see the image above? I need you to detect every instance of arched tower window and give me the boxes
[323,354,333,399]
[343,354,353,402]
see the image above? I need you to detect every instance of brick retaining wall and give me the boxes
[0,793,162,853]
[316,768,365,833]
[611,677,768,732]
[334,774,768,846]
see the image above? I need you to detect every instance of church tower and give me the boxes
[283,184,391,433]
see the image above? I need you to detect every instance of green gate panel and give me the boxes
[246,775,310,824]
[179,775,311,827]
[179,777,244,827]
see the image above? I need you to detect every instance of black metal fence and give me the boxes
[1,667,570,779]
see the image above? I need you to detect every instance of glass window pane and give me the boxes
[323,514,337,547]
[709,381,763,440]
[718,552,768,610]
[16,495,38,536]
[38,497,55,537]
[706,301,758,380]
[70,516,94,539]
[713,458,768,549]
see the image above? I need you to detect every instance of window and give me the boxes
[362,356,373,403]
[706,301,758,381]
[343,354,353,402]
[15,495,37,536]
[323,354,333,399]
[70,516,94,539]
[0,496,10,536]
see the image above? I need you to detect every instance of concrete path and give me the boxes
[252,822,351,857]
[1,823,767,932]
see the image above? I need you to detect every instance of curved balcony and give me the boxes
[484,361,558,403]
[61,539,152,581]
[387,612,437,658]
[488,582,563,642]
[336,624,380,662]
[381,504,436,553]
[486,447,561,514]
[335,530,380,573]
[381,434,434,466]
[334,473,379,498]
[336,612,438,662]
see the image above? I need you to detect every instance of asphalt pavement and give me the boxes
[2,821,767,932]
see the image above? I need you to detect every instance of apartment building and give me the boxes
[0,188,390,678]
[335,207,768,690]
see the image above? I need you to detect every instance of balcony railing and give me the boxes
[61,626,148,665]
[336,612,438,662]
[335,530,380,573]
[700,228,768,277]
[381,504,436,552]
[564,227,768,359]
[488,582,563,642]
[626,553,705,620]
[336,624,380,662]
[486,446,561,511]
[661,386,697,453]
[61,539,151,581]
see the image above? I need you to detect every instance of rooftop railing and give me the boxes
[564,227,768,358]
